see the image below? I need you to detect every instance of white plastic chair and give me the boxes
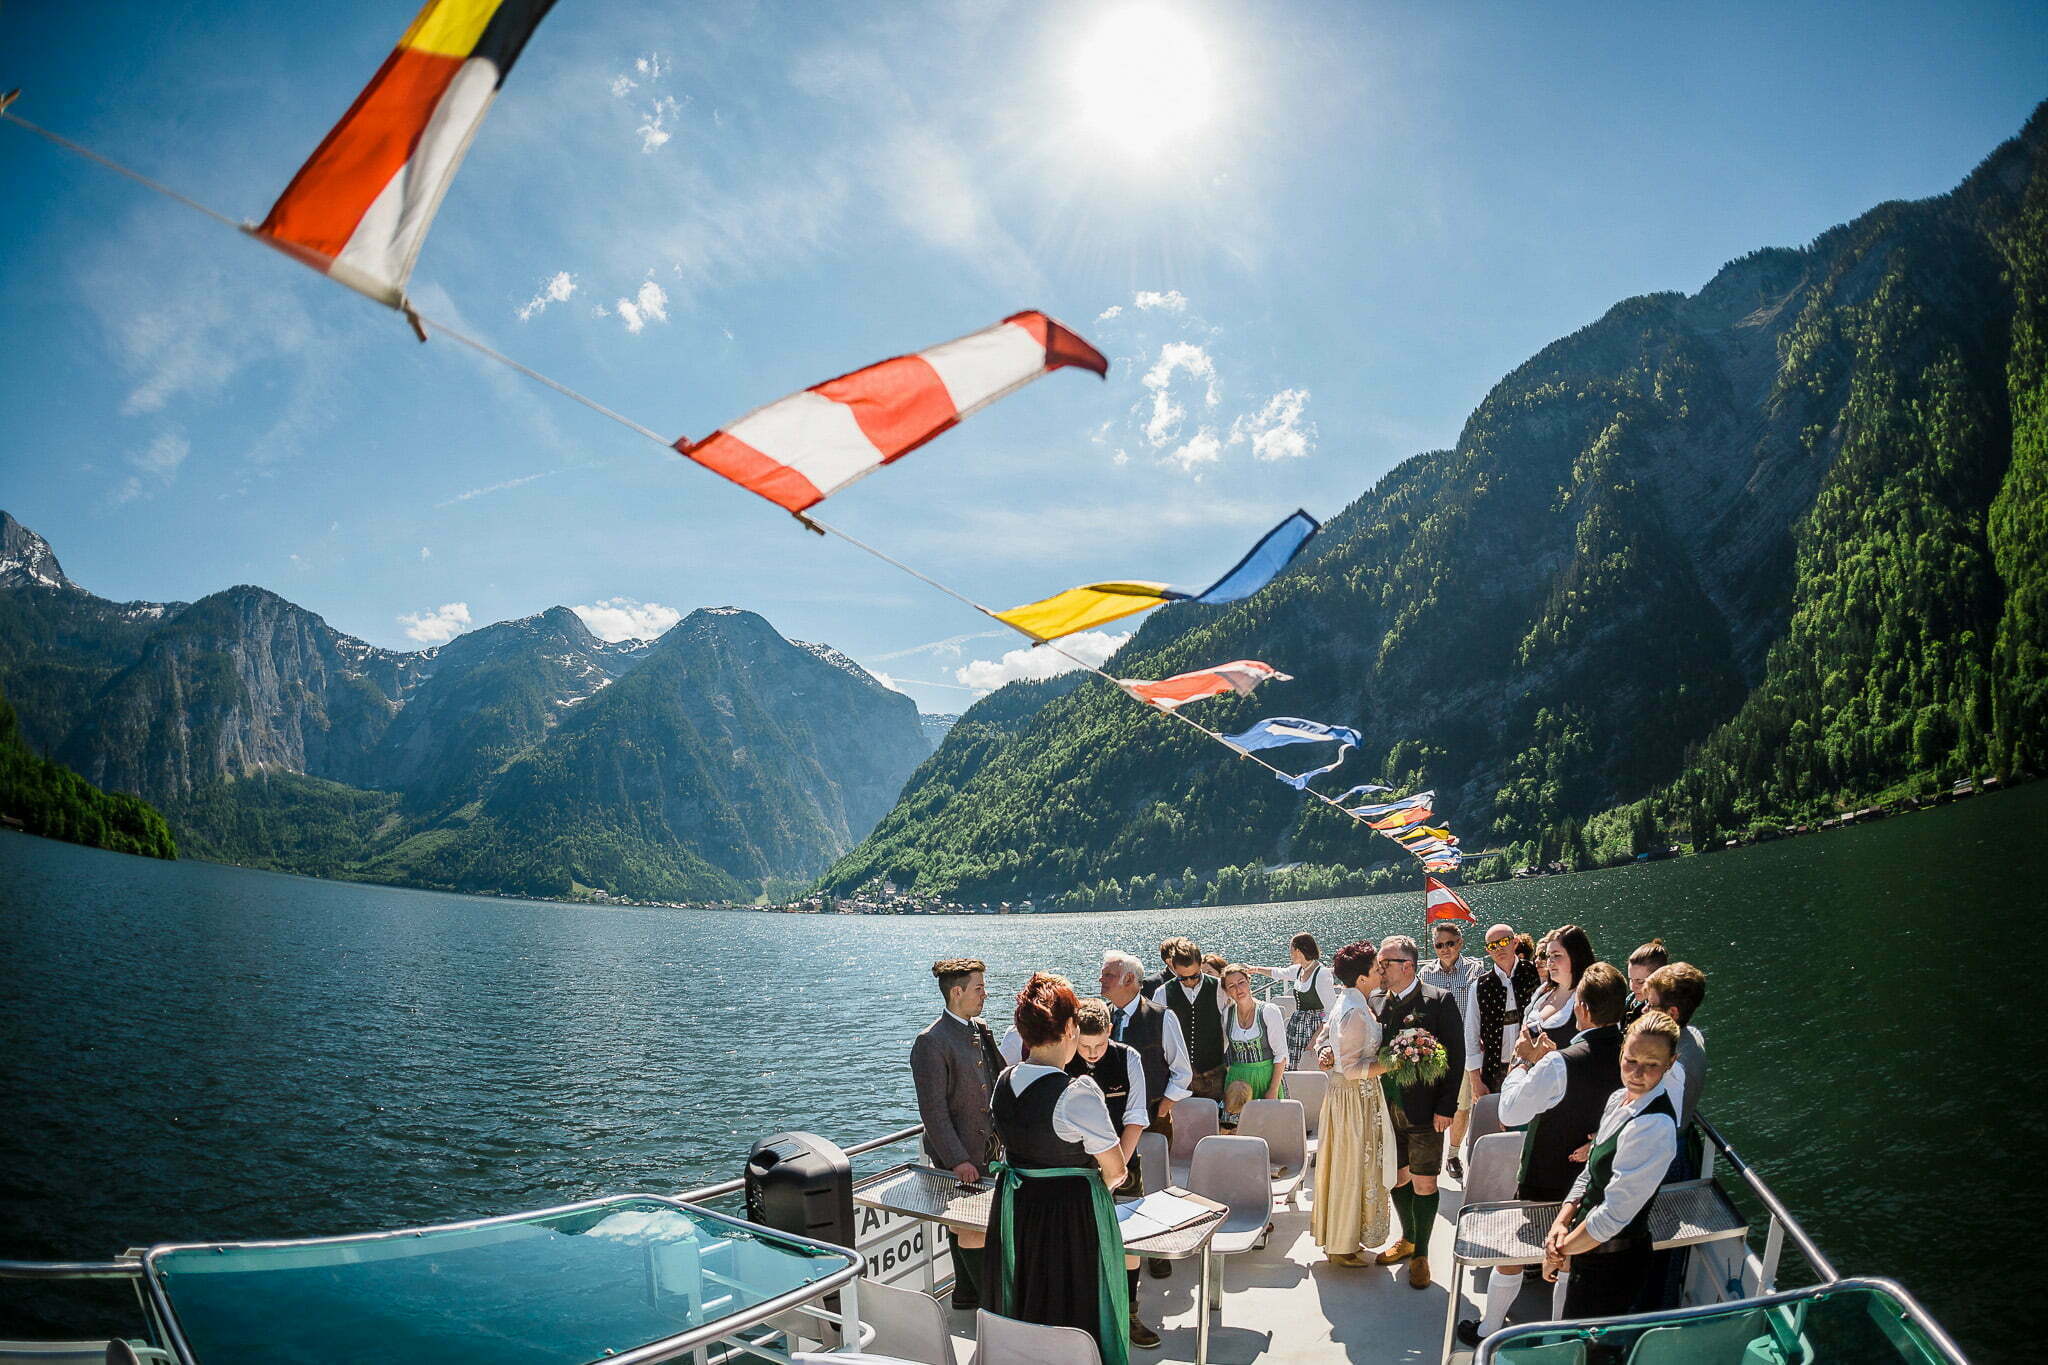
[842,1278,951,1365]
[1465,1091,1505,1153]
[1168,1097,1219,1185]
[1234,1098,1307,1198]
[1463,1131,1526,1205]
[1283,1069,1327,1151]
[971,1308,1103,1365]
[1187,1134,1274,1313]
[1135,1128,1171,1195]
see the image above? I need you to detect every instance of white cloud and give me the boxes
[516,270,576,321]
[435,468,559,508]
[399,602,473,645]
[1165,429,1223,473]
[1134,289,1189,313]
[955,630,1132,692]
[112,429,192,504]
[637,94,683,153]
[869,629,1009,662]
[1097,304,1124,321]
[1141,341,1219,447]
[609,74,636,98]
[869,670,908,694]
[572,596,682,642]
[636,53,666,79]
[419,546,432,561]
[1228,387,1317,461]
[615,277,670,334]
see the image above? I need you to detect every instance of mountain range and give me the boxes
[823,101,2048,907]
[0,511,930,901]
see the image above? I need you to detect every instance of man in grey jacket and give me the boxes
[910,957,1004,1309]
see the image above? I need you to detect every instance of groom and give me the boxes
[1369,934,1466,1289]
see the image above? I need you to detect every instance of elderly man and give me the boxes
[1369,934,1465,1289]
[1469,922,1543,1097]
[908,958,1004,1309]
[1100,948,1193,1279]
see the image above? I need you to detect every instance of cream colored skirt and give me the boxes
[1310,1072,1397,1255]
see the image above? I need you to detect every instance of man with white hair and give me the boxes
[1099,948,1193,1279]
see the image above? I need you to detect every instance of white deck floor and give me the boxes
[944,1163,1503,1364]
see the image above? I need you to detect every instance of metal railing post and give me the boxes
[1759,1217,1786,1295]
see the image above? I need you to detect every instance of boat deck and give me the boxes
[941,1164,1486,1364]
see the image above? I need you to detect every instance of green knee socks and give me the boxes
[1412,1191,1439,1255]
[1393,1183,1416,1243]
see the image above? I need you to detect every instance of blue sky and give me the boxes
[3,1,2044,712]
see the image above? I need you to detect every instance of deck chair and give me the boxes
[1462,1131,1525,1205]
[1168,1097,1219,1185]
[1494,1341,1588,1365]
[1187,1134,1274,1313]
[844,1278,952,1365]
[1135,1129,1171,1195]
[0,1345,172,1365]
[1624,1309,1768,1364]
[971,1308,1102,1365]
[1234,1098,1307,1198]
[1283,1070,1327,1153]
[1464,1091,1505,1155]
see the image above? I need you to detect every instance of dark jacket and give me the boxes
[1371,980,1467,1124]
[909,1012,1004,1174]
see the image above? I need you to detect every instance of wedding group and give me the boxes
[906,923,1709,1363]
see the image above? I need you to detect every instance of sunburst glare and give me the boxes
[1068,5,1216,158]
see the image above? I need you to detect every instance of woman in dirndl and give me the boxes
[1310,940,1398,1267]
[987,973,1132,1365]
[1250,931,1336,1069]
[1220,964,1287,1123]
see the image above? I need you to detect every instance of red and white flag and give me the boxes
[1120,660,1291,711]
[1424,875,1475,923]
[677,311,1107,514]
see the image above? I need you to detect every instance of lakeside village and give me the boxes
[570,771,2017,915]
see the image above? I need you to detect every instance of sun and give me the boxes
[1068,5,1216,158]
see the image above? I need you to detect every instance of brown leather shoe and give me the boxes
[1128,1316,1162,1349]
[1373,1239,1415,1265]
[1408,1255,1432,1289]
[1326,1251,1370,1267]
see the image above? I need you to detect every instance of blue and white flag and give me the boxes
[1223,717,1362,791]
[1331,783,1393,803]
[1347,790,1434,818]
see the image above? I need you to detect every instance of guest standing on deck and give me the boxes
[909,958,1004,1309]
[1624,939,1668,1027]
[1311,941,1397,1267]
[1069,997,1161,1349]
[1469,923,1543,1098]
[1219,964,1287,1121]
[1152,938,1229,1102]
[1541,1010,1682,1321]
[988,974,1132,1365]
[1528,925,1596,1050]
[1422,921,1485,1177]
[1248,932,1337,1069]
[1368,934,1465,1290]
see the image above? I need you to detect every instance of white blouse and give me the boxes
[1005,1063,1121,1155]
[1227,1000,1289,1064]
[1269,961,1338,1008]
[1322,988,1384,1080]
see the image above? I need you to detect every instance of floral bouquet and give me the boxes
[1379,1027,1449,1087]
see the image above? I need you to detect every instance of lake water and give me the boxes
[3,784,2041,1360]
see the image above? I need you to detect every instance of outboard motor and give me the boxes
[745,1131,856,1250]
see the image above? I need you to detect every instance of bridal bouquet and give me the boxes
[1379,1027,1449,1087]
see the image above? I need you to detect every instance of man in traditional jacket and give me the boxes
[910,957,1004,1309]
[1150,937,1227,1103]
[1369,934,1466,1290]
[1469,922,1543,1096]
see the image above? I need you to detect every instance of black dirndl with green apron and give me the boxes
[1563,1089,1677,1321]
[988,1068,1130,1365]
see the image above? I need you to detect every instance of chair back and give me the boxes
[1187,1134,1274,1234]
[1463,1131,1525,1204]
[1135,1129,1171,1194]
[1235,1098,1307,1177]
[1465,1090,1504,1146]
[1494,1341,1588,1365]
[1282,1070,1327,1136]
[972,1308,1103,1365]
[0,1345,170,1365]
[1623,1310,1767,1365]
[849,1278,952,1365]
[1167,1098,1220,1167]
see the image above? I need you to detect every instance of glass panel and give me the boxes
[1489,1284,1956,1363]
[149,1197,847,1365]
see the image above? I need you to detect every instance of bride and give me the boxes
[1310,940,1399,1266]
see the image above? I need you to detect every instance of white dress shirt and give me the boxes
[1268,961,1338,1008]
[1112,994,1195,1102]
[1005,1064,1120,1155]
[1323,987,1383,1080]
[1533,988,1577,1036]
[1497,1025,1593,1127]
[1466,962,1524,1073]
[1566,1078,1679,1244]
[996,1036,1149,1129]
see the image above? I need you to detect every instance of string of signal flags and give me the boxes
[0,0,1477,884]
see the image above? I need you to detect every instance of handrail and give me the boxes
[1694,1112,1839,1283]
[677,1122,928,1203]
[0,1257,141,1280]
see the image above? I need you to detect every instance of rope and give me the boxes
[4,106,1450,875]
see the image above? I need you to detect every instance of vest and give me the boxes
[1166,976,1225,1072]
[1516,1025,1624,1201]
[1068,1041,1136,1122]
[1475,961,1541,1087]
[1115,997,1170,1111]
[991,1069,1089,1169]
[1226,1007,1275,1068]
[1573,1089,1678,1248]
[1293,965,1327,1013]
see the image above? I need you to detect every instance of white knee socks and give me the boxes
[1478,1268,1524,1334]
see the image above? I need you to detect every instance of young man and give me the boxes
[1624,939,1669,1027]
[1151,938,1229,1103]
[1458,962,1629,1346]
[1469,923,1543,1097]
[1069,997,1161,1349]
[1541,1011,1683,1320]
[1368,934,1465,1290]
[1099,948,1192,1280]
[1421,921,1485,1177]
[1640,961,1707,1128]
[908,958,1004,1309]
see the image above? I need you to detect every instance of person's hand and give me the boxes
[1434,1113,1454,1132]
[1513,1032,1554,1065]
[1541,1249,1568,1282]
[1567,1141,1591,1165]
[952,1162,980,1186]
[1365,1059,1390,1079]
[1470,1073,1490,1098]
[1158,1097,1178,1118]
[1318,1047,1336,1071]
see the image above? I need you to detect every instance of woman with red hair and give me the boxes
[987,973,1133,1365]
[1310,941,1399,1267]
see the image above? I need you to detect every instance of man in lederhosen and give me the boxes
[910,957,1004,1309]
[1369,934,1465,1290]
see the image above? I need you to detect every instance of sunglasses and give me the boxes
[1486,939,1514,949]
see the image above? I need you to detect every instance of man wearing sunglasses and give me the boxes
[1368,935,1465,1289]
[1421,921,1486,1178]
[1151,937,1229,1104]
[1470,923,1542,1098]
